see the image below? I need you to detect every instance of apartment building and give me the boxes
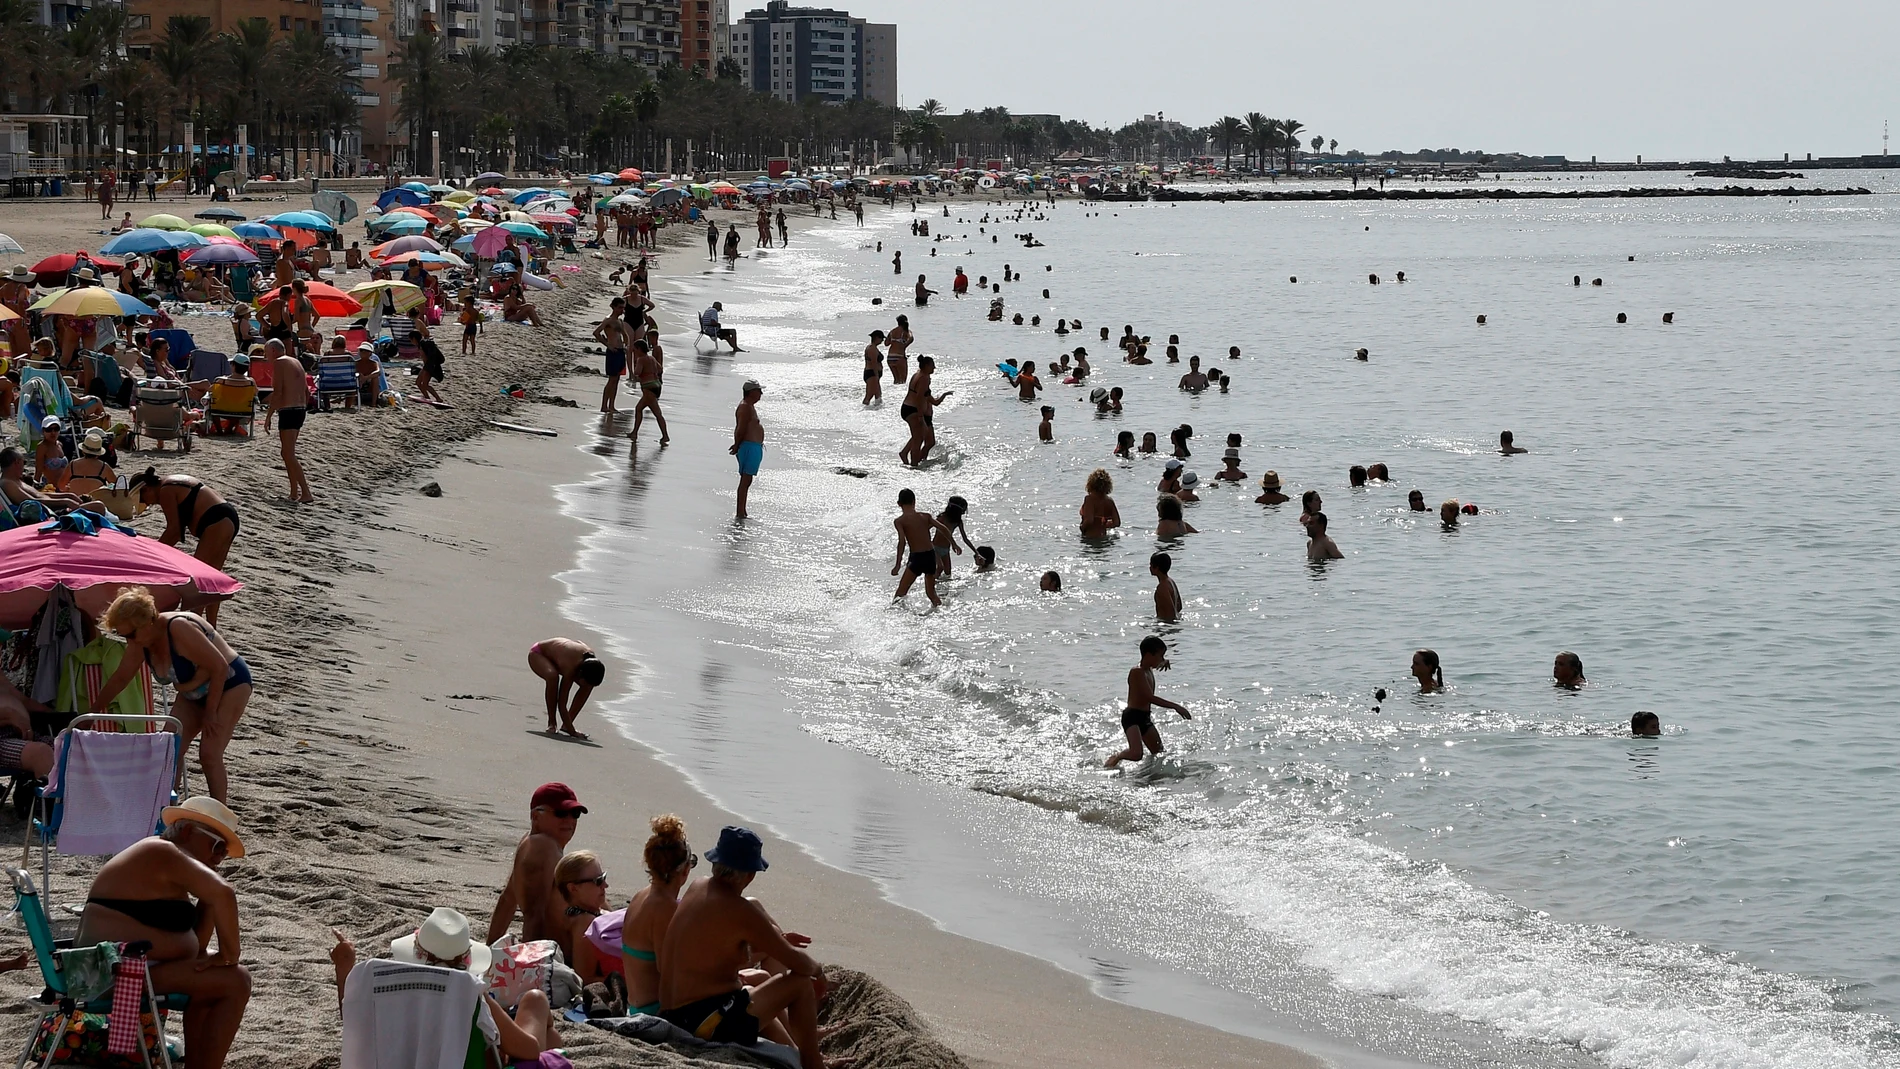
[731,1,894,104]
[679,0,727,76]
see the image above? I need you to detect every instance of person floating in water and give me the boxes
[1554,651,1586,689]
[1412,649,1444,693]
[528,638,604,739]
[1500,430,1527,455]
[1106,635,1191,768]
[1631,711,1661,737]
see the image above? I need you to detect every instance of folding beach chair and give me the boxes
[340,959,500,1069]
[315,355,358,409]
[131,384,190,452]
[8,867,185,1069]
[183,349,229,385]
[23,716,182,914]
[246,350,274,401]
[203,382,257,438]
[81,350,127,405]
[18,365,76,451]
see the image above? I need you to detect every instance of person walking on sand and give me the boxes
[890,488,949,607]
[629,339,670,444]
[528,638,603,738]
[262,339,313,503]
[1106,636,1191,768]
[488,783,586,946]
[595,299,635,414]
[706,220,720,261]
[731,380,765,519]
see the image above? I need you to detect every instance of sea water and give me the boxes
[561,174,1900,1069]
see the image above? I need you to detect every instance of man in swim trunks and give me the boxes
[628,339,670,444]
[263,339,313,503]
[730,380,765,519]
[488,783,585,946]
[595,299,634,413]
[890,488,949,607]
[658,826,830,1069]
[1106,636,1191,768]
[78,797,251,1069]
[527,638,603,737]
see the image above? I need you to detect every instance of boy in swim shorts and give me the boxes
[729,380,765,519]
[890,488,950,607]
[1107,636,1191,767]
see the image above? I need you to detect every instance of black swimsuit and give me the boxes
[87,896,199,932]
[176,480,239,539]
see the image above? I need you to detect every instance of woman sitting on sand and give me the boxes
[621,815,695,1016]
[0,447,92,516]
[1079,469,1121,538]
[93,588,253,804]
[554,850,612,978]
[65,432,116,496]
[34,417,71,492]
[501,281,543,327]
[130,469,238,622]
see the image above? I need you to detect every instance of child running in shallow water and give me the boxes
[1107,636,1191,768]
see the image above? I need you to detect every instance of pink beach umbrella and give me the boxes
[0,525,242,628]
[471,225,513,259]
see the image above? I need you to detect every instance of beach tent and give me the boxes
[313,191,359,225]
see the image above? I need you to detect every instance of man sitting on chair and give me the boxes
[76,797,252,1069]
[699,302,745,353]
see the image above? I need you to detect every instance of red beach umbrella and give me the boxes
[288,281,363,318]
[0,524,241,628]
[29,252,123,277]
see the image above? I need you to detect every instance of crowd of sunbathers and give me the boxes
[54,781,837,1069]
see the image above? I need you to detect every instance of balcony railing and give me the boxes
[347,63,379,77]
[322,3,380,18]
[353,92,382,106]
[327,31,380,48]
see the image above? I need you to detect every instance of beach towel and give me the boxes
[105,951,148,1055]
[342,959,487,1069]
[56,637,154,723]
[48,729,175,855]
[583,909,624,963]
[587,1015,800,1069]
[32,585,85,705]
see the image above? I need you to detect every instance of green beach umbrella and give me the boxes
[187,223,238,239]
[137,214,190,231]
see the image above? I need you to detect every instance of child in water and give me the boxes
[1038,405,1054,442]
[1107,636,1191,768]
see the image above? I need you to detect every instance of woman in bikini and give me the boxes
[621,815,694,1017]
[554,850,613,982]
[93,587,253,804]
[34,416,70,492]
[884,314,913,387]
[861,330,885,406]
[130,469,239,624]
[0,447,90,516]
[65,432,116,496]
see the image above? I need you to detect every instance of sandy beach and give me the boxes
[0,193,1315,1069]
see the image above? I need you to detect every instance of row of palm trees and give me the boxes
[1213,115,1335,173]
[1,2,361,177]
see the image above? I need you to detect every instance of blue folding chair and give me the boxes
[17,365,76,452]
[7,867,184,1069]
[26,716,184,916]
[145,330,195,375]
[315,355,358,408]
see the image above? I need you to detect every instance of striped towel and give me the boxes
[106,952,148,1055]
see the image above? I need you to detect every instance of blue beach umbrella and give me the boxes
[497,221,546,238]
[232,222,283,241]
[268,211,337,232]
[101,228,202,255]
[370,216,430,235]
[510,188,551,204]
[375,188,425,211]
[490,262,519,274]
[401,181,431,192]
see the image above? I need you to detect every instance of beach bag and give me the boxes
[25,1011,161,1067]
[487,938,560,1009]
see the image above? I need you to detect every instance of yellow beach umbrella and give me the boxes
[346,279,426,313]
[137,214,190,231]
[187,223,238,238]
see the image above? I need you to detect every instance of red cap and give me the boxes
[531,782,587,816]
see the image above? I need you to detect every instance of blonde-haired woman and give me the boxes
[92,588,253,803]
[620,814,695,1016]
[554,850,612,981]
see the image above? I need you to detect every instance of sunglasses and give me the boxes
[572,874,608,888]
[194,825,228,859]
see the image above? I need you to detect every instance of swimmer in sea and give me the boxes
[1114,431,1135,458]
[1151,552,1182,621]
[1079,468,1121,537]
[1106,636,1191,768]
[1017,361,1043,402]
[1139,432,1158,454]
[1631,711,1661,737]
[1158,459,1183,496]
[1156,494,1197,539]
[1500,430,1527,455]
[1440,499,1461,528]
[1228,346,1241,361]
[1215,449,1247,482]
[1349,465,1368,488]
[1306,512,1343,561]
[1412,649,1444,693]
[935,495,978,577]
[1108,387,1123,413]
[973,546,996,572]
[862,330,886,406]
[1299,490,1323,528]
[1367,463,1390,482]
[1554,652,1586,689]
[1175,472,1200,502]
[1038,405,1054,442]
[1040,571,1062,593]
[1177,356,1209,392]
[1256,471,1289,505]
[1408,490,1427,512]
[890,488,949,607]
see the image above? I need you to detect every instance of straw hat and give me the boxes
[79,430,105,456]
[1261,470,1282,490]
[7,265,34,283]
[1180,472,1200,489]
[74,267,99,283]
[161,796,246,858]
[390,908,492,976]
[1088,387,1108,403]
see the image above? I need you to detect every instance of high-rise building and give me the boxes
[731,1,895,104]
[678,0,726,76]
[607,0,682,67]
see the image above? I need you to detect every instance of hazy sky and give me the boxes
[840,0,1900,161]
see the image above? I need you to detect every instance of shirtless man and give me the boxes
[1177,355,1210,392]
[914,274,937,306]
[274,241,297,290]
[898,356,950,468]
[258,287,296,348]
[1151,552,1182,622]
[77,798,251,1069]
[595,299,635,413]
[487,783,586,953]
[1106,636,1191,768]
[658,826,830,1069]
[861,330,885,406]
[528,637,603,737]
[1500,430,1528,455]
[263,339,313,503]
[890,488,949,607]
[1306,512,1344,560]
[731,381,765,519]
[629,339,670,443]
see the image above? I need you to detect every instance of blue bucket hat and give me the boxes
[706,826,768,872]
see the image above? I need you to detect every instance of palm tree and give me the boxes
[390,32,450,172]
[1329,138,1339,154]
[1311,134,1324,155]
[1214,115,1244,171]
[918,97,943,119]
[221,18,273,166]
[1242,111,1272,171]
[1279,118,1305,172]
